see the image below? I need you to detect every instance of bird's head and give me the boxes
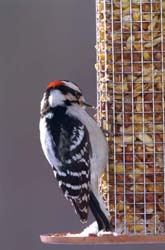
[40,80,94,116]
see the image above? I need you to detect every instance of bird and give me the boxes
[39,80,112,232]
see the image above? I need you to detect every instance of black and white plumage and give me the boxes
[39,80,112,231]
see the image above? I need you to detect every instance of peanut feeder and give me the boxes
[96,0,165,235]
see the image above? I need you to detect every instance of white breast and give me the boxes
[39,115,62,170]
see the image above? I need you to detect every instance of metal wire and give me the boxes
[96,0,165,235]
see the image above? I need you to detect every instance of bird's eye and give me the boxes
[75,91,81,99]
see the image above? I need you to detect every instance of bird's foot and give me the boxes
[102,129,115,137]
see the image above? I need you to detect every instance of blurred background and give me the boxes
[0,0,164,249]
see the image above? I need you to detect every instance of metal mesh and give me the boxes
[96,0,165,235]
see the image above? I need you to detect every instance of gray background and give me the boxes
[0,0,164,250]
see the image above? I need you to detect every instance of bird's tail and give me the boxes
[89,190,112,231]
[71,194,90,223]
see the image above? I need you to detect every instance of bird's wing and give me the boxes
[50,113,92,223]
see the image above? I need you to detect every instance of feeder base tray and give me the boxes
[40,233,165,245]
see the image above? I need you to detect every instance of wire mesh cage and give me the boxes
[96,0,165,235]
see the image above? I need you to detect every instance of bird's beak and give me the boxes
[78,96,96,109]
[82,102,95,109]
[80,100,95,109]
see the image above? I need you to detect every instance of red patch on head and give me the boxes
[47,80,64,89]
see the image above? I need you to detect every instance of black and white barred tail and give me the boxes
[54,162,90,223]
